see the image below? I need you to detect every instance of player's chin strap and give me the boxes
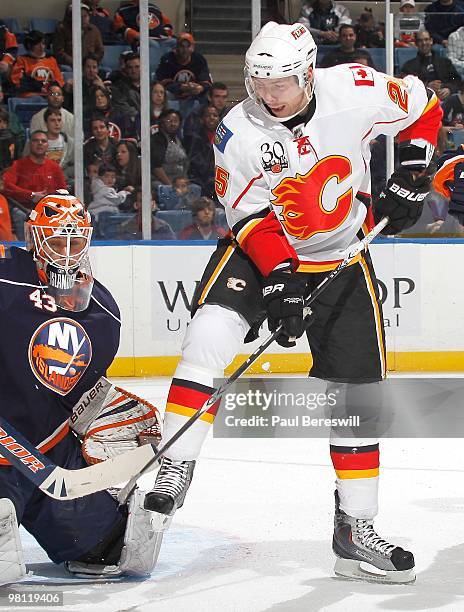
[117,216,389,504]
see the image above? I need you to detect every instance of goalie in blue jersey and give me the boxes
[0,191,165,586]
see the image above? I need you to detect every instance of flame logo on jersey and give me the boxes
[271,156,353,240]
[28,318,92,396]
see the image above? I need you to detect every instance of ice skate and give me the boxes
[332,492,415,583]
[144,457,195,515]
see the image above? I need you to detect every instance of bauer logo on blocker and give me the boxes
[28,318,92,396]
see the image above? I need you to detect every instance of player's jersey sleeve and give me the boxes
[214,111,298,276]
[360,70,442,149]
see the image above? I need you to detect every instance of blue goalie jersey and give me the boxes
[0,247,121,456]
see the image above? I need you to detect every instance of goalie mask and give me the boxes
[25,191,94,312]
[244,22,317,122]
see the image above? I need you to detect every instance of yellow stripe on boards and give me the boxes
[107,352,464,377]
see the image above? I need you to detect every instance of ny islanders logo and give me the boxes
[28,318,92,395]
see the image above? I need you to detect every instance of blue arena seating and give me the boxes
[157,210,192,236]
[368,48,386,73]
[29,18,59,34]
[1,17,24,43]
[395,47,417,73]
[102,44,131,71]
[156,185,179,210]
[8,97,48,129]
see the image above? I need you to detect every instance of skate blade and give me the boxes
[334,557,416,584]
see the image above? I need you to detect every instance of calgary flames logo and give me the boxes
[271,156,353,240]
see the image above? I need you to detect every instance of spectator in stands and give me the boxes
[10,30,64,99]
[114,140,140,210]
[88,163,133,221]
[354,7,384,48]
[150,81,168,134]
[320,24,375,68]
[111,52,141,120]
[24,109,74,179]
[437,82,464,151]
[156,33,212,117]
[0,84,26,153]
[298,0,351,45]
[0,21,18,81]
[172,175,197,209]
[62,53,108,112]
[442,82,464,125]
[447,25,464,77]
[0,108,19,172]
[53,3,104,68]
[108,50,133,88]
[400,30,462,99]
[179,197,227,240]
[395,0,422,48]
[183,81,229,140]
[43,109,74,179]
[30,82,74,139]
[84,116,118,170]
[119,187,176,240]
[0,170,16,241]
[113,0,173,45]
[184,105,220,198]
[87,0,120,44]
[2,130,66,209]
[84,85,136,141]
[425,0,464,47]
[151,109,188,186]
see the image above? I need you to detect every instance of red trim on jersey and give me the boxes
[232,173,263,209]
[398,98,443,147]
[330,449,380,470]
[238,211,299,276]
[362,117,405,142]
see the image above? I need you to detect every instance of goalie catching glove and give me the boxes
[262,269,313,348]
[374,169,431,235]
[70,377,161,465]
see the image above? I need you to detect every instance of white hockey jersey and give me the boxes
[213,64,441,275]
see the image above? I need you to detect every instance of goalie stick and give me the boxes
[0,417,159,500]
[0,217,387,502]
[117,216,389,503]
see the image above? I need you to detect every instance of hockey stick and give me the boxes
[0,417,160,500]
[117,216,389,503]
[0,218,387,502]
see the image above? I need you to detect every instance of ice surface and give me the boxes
[4,376,464,612]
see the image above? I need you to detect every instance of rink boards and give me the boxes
[87,240,464,376]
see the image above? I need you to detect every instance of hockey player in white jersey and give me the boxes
[145,22,442,582]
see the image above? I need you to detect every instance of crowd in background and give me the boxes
[1,0,464,241]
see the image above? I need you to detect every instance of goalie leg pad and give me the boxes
[0,498,26,587]
[65,489,171,578]
[118,488,172,576]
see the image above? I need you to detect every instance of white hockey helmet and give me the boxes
[244,22,317,121]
